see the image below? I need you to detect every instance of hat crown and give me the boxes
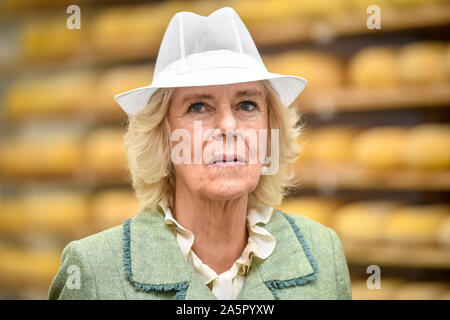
[154,7,263,78]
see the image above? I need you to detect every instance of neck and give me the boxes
[172,186,248,275]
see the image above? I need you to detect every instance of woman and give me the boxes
[49,7,352,300]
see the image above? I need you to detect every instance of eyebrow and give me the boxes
[182,89,263,104]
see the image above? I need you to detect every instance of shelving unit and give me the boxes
[0,0,449,299]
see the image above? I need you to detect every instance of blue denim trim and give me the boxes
[122,218,189,300]
[264,211,319,300]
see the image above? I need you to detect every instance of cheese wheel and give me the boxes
[0,198,26,234]
[91,3,181,52]
[276,197,339,226]
[385,204,449,244]
[436,215,450,248]
[265,50,344,89]
[348,46,399,88]
[332,201,400,242]
[1,134,82,177]
[398,42,448,85]
[402,124,450,170]
[84,128,127,174]
[0,246,60,289]
[3,72,95,119]
[90,190,140,230]
[302,126,359,165]
[96,65,154,114]
[393,282,448,300]
[22,191,90,236]
[352,126,408,169]
[351,279,403,300]
[20,17,83,60]
[231,0,296,24]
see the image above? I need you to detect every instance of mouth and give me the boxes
[207,154,246,167]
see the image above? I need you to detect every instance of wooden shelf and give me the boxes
[1,2,449,75]
[299,84,450,114]
[294,164,450,191]
[343,241,450,269]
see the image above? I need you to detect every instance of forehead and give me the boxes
[172,81,266,102]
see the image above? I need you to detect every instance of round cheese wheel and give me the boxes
[265,50,344,89]
[84,128,127,174]
[352,126,408,169]
[348,46,399,88]
[332,201,400,242]
[351,278,403,300]
[302,126,359,165]
[96,65,154,114]
[22,191,90,236]
[90,190,140,230]
[402,124,450,170]
[276,196,339,226]
[398,42,448,85]
[385,204,449,244]
[436,215,450,248]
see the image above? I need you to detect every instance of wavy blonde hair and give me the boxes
[124,80,304,211]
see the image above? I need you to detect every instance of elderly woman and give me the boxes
[49,7,351,300]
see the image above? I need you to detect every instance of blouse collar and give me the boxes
[157,198,276,284]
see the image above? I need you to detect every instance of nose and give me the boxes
[216,104,237,134]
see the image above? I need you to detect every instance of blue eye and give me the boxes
[188,103,206,113]
[240,101,257,111]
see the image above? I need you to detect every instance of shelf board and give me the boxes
[343,241,450,269]
[0,170,131,190]
[1,3,449,76]
[294,164,450,191]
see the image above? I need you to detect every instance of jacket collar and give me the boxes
[123,207,318,300]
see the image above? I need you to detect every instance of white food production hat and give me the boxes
[114,6,307,116]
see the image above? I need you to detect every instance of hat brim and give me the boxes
[114,71,307,116]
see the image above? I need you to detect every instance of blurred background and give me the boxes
[0,0,449,300]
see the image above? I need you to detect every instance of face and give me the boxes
[168,81,269,201]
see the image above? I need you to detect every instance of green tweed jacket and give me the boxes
[48,207,352,300]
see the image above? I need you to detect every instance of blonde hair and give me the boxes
[124,80,304,211]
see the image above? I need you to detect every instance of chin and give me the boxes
[203,179,256,201]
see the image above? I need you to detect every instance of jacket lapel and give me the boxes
[123,207,318,300]
[237,210,319,300]
[123,206,215,299]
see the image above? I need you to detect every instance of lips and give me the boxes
[207,153,245,165]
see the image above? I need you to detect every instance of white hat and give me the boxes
[114,6,307,116]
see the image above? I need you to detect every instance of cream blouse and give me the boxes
[158,199,276,300]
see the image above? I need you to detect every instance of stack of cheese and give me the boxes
[0,126,128,179]
[264,50,344,90]
[0,129,84,178]
[296,123,450,171]
[348,42,450,88]
[2,71,96,120]
[277,197,450,246]
[0,244,61,290]
[93,65,154,117]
